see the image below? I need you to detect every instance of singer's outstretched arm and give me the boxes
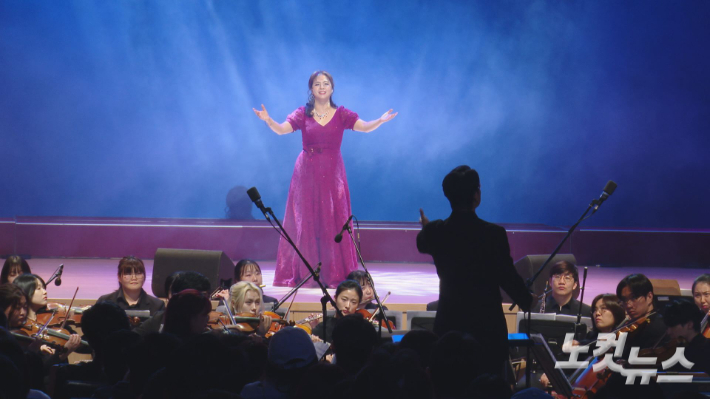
[252,104,294,135]
[353,109,398,133]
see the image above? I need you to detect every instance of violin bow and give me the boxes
[59,287,80,331]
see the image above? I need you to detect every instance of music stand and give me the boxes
[529,333,574,398]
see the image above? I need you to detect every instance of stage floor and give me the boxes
[30,257,705,307]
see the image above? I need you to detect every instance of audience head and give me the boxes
[664,299,704,341]
[229,281,263,315]
[164,271,184,299]
[334,279,363,316]
[0,328,31,399]
[616,273,655,319]
[0,284,28,328]
[548,261,579,298]
[170,271,211,296]
[399,329,439,369]
[442,165,481,211]
[12,274,47,313]
[263,327,318,394]
[163,289,212,338]
[692,273,710,314]
[590,294,625,332]
[117,256,146,291]
[331,314,378,375]
[346,270,373,303]
[234,259,263,286]
[1,256,31,285]
[81,301,131,357]
[430,331,485,398]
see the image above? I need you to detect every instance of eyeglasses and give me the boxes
[594,306,610,314]
[618,295,644,306]
[122,271,145,278]
[551,274,574,283]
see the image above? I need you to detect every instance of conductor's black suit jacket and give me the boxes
[417,210,532,370]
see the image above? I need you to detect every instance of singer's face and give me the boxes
[336,289,360,316]
[7,265,23,284]
[311,74,333,102]
[240,265,263,286]
[31,281,48,308]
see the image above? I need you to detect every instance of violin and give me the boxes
[701,312,710,338]
[207,311,290,336]
[355,291,395,329]
[293,313,324,335]
[568,314,652,398]
[14,319,89,350]
[35,303,86,327]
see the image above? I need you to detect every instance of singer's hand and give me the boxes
[252,104,270,122]
[419,209,429,227]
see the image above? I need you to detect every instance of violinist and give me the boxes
[531,261,591,317]
[97,256,165,316]
[663,299,710,374]
[162,289,212,340]
[214,259,278,306]
[616,273,669,350]
[0,283,29,329]
[13,274,82,359]
[692,273,710,316]
[312,279,362,343]
[1,255,32,284]
[229,281,273,337]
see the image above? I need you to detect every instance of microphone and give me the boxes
[334,215,354,243]
[593,180,617,211]
[246,187,270,220]
[54,264,64,286]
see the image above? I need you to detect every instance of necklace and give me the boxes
[314,108,329,121]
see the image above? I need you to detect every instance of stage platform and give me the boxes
[3,216,709,330]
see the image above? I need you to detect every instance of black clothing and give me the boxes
[426,300,438,311]
[685,334,710,374]
[132,310,164,336]
[417,210,532,375]
[312,316,336,343]
[532,296,592,318]
[97,289,165,315]
[625,312,669,352]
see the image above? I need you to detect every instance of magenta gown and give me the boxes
[273,106,359,288]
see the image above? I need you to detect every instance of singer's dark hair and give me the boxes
[590,294,625,332]
[548,261,579,284]
[663,299,703,331]
[234,259,261,282]
[1,256,32,284]
[12,274,46,305]
[305,70,337,117]
[442,165,480,210]
[335,280,363,304]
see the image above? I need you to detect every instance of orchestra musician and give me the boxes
[692,273,710,316]
[1,255,32,284]
[162,289,212,340]
[531,261,591,317]
[0,283,29,329]
[663,299,710,374]
[312,279,363,343]
[97,256,165,316]
[616,273,668,350]
[213,259,277,307]
[229,281,274,337]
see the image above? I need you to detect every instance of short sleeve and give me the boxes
[338,106,359,130]
[286,107,306,131]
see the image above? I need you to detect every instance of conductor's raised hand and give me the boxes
[253,104,271,122]
[419,208,429,227]
[379,109,398,123]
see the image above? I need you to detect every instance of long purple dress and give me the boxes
[273,106,359,288]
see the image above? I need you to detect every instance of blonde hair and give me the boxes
[229,281,263,314]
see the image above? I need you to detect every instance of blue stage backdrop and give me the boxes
[1,1,709,228]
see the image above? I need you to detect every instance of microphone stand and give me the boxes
[343,223,393,335]
[512,193,610,388]
[46,264,63,286]
[271,264,320,313]
[574,267,589,341]
[250,193,340,341]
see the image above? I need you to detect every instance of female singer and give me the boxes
[97,256,165,315]
[312,279,363,343]
[253,70,397,288]
[229,281,274,337]
[13,274,81,359]
[692,274,710,316]
[1,255,32,284]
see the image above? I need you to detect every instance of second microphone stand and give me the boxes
[343,221,393,335]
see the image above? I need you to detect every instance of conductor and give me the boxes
[417,165,533,376]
